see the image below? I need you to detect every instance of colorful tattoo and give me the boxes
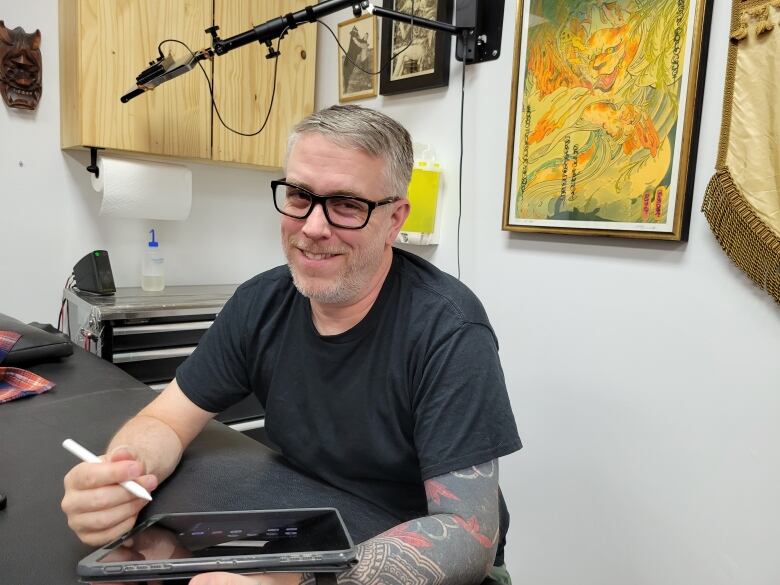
[453,516,495,549]
[313,459,501,585]
[425,480,461,505]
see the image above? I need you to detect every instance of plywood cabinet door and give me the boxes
[60,0,212,159]
[211,0,317,169]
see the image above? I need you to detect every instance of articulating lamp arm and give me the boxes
[120,0,496,103]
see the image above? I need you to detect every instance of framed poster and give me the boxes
[503,0,713,240]
[379,0,453,95]
[338,14,378,102]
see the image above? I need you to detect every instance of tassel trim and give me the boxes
[732,1,780,40]
[702,169,780,304]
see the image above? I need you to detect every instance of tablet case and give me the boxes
[0,313,73,366]
[77,508,357,582]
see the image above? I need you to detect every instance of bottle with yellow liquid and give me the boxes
[397,144,443,246]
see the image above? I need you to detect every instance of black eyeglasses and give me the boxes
[271,179,398,229]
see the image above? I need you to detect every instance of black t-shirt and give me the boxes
[177,248,522,557]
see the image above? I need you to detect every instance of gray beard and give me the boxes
[288,264,365,304]
[285,238,386,305]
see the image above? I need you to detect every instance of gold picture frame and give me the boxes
[338,14,378,103]
[502,0,713,240]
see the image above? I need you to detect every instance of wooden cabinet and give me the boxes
[212,0,316,169]
[59,0,213,159]
[59,0,316,168]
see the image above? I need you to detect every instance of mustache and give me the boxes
[287,237,347,255]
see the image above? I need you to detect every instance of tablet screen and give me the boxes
[96,509,351,563]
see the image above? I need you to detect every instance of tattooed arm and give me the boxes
[338,459,500,585]
[190,459,500,585]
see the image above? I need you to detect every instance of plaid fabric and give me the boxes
[0,330,55,403]
[0,367,56,403]
[0,331,21,362]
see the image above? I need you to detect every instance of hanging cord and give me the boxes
[159,1,422,134]
[58,273,75,335]
[158,31,286,137]
[318,0,417,77]
[456,39,467,281]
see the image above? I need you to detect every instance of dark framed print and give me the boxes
[502,0,713,240]
[338,14,378,102]
[379,0,453,96]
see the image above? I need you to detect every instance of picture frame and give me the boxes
[379,0,453,96]
[502,0,713,240]
[338,14,378,103]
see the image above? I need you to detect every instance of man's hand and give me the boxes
[61,446,158,546]
[189,572,303,585]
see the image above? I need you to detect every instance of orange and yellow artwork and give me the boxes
[505,0,705,237]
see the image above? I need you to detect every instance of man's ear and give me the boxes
[385,198,411,246]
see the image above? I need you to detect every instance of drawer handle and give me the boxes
[113,347,196,363]
[113,322,213,335]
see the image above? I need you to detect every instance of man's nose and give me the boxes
[301,202,332,239]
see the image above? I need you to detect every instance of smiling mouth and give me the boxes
[300,249,340,261]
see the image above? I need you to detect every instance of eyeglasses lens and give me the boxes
[274,184,370,228]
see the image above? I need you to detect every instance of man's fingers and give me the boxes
[189,573,305,585]
[63,480,140,516]
[62,476,155,537]
[65,460,144,491]
[135,473,159,493]
[77,514,139,548]
[66,497,146,535]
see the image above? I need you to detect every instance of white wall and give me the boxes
[1,1,286,324]
[2,1,780,584]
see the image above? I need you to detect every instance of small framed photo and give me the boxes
[379,0,453,96]
[338,14,378,102]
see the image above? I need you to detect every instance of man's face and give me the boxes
[281,133,408,305]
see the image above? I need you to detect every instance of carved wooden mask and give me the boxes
[0,21,42,110]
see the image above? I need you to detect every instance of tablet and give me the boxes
[77,508,357,582]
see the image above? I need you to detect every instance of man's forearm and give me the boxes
[303,461,501,585]
[343,513,497,585]
[107,414,184,483]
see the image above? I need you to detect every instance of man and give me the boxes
[62,105,522,585]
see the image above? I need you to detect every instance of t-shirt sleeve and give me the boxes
[412,322,522,480]
[175,289,252,413]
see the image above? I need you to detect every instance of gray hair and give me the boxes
[285,104,414,198]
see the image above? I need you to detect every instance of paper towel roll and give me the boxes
[91,156,192,220]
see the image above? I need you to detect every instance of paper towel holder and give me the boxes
[86,147,103,179]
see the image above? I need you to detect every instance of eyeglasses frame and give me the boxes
[271,179,399,229]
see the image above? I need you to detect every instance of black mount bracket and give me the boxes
[455,0,505,63]
[86,147,103,179]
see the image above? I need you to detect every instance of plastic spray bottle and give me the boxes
[142,229,165,292]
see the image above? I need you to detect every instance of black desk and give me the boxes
[0,347,399,584]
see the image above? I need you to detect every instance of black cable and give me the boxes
[318,0,416,77]
[157,1,423,136]
[58,273,74,333]
[158,33,285,137]
[457,39,466,281]
[57,299,66,332]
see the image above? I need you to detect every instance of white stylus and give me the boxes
[62,438,153,502]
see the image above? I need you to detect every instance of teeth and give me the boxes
[302,251,334,260]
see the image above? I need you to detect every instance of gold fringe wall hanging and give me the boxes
[704,0,780,304]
